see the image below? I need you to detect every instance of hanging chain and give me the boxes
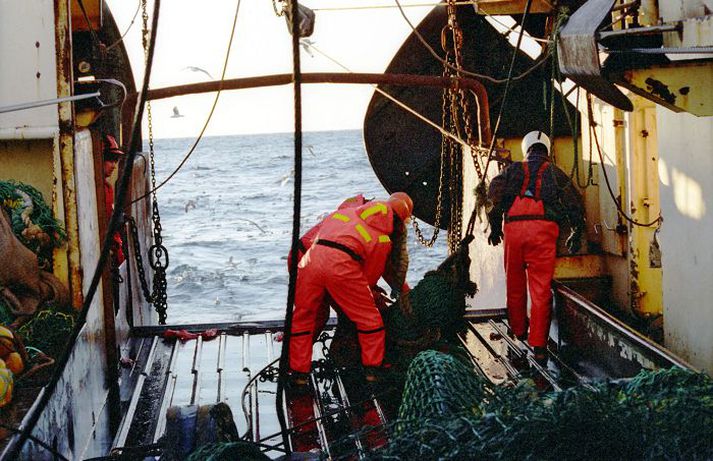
[126,217,153,303]
[141,0,169,324]
[412,73,448,247]
[412,0,471,252]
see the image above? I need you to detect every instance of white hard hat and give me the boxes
[521,131,551,156]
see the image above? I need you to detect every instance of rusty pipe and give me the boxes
[145,72,492,143]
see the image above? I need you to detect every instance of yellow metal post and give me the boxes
[627,96,663,318]
[56,0,83,308]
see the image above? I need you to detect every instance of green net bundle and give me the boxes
[0,180,66,264]
[359,351,713,461]
[17,310,74,359]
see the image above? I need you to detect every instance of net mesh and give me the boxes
[336,351,713,461]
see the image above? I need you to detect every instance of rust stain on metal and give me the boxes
[55,0,84,308]
[644,77,676,105]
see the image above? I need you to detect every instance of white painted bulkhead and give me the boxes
[23,130,114,459]
[0,0,59,139]
[657,109,713,374]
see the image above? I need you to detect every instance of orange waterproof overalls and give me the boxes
[503,161,559,348]
[289,201,395,373]
[286,195,367,343]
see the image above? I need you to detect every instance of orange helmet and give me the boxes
[387,192,413,222]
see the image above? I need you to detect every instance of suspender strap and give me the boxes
[519,161,550,199]
[534,161,549,200]
[315,239,363,262]
[519,162,531,197]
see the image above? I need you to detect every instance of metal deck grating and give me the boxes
[112,299,684,458]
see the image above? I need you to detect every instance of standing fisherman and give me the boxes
[102,134,126,266]
[288,192,413,385]
[486,131,584,363]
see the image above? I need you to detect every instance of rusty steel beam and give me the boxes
[145,73,491,141]
[55,0,83,308]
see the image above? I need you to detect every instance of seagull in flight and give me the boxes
[300,38,315,57]
[171,106,184,118]
[182,66,214,80]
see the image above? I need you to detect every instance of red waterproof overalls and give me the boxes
[104,181,125,264]
[289,201,394,373]
[503,161,559,348]
[286,195,367,343]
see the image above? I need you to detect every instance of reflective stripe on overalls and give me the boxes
[503,161,560,347]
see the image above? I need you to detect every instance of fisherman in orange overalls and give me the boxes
[487,131,584,363]
[286,194,369,346]
[103,134,125,265]
[288,192,413,384]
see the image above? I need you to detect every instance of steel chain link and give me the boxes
[126,217,152,303]
[142,0,169,324]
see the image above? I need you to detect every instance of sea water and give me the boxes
[153,130,448,324]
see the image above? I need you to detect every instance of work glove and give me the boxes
[371,286,391,312]
[566,229,582,254]
[488,227,503,246]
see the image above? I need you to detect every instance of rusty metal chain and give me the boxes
[413,0,471,252]
[412,52,450,247]
[126,217,152,303]
[142,0,169,324]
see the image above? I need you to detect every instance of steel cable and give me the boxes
[276,0,306,453]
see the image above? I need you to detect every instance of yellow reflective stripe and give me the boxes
[332,213,350,222]
[359,203,387,220]
[378,235,391,243]
[355,224,372,242]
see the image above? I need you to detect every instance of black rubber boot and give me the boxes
[533,346,548,365]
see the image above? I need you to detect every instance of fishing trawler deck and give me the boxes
[107,282,688,459]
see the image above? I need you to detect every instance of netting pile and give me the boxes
[0,180,71,360]
[0,180,66,264]
[355,350,713,461]
[383,271,469,368]
[17,310,75,359]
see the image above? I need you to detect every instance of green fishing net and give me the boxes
[17,310,74,359]
[355,351,713,461]
[0,180,66,265]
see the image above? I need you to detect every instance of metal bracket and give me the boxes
[557,0,634,111]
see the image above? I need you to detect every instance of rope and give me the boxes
[106,0,143,52]
[276,0,306,452]
[312,1,479,11]
[0,1,161,458]
[76,0,102,47]
[0,424,70,461]
[393,0,549,85]
[482,0,535,176]
[303,42,474,151]
[129,0,243,206]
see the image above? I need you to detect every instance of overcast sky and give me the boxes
[107,0,434,138]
